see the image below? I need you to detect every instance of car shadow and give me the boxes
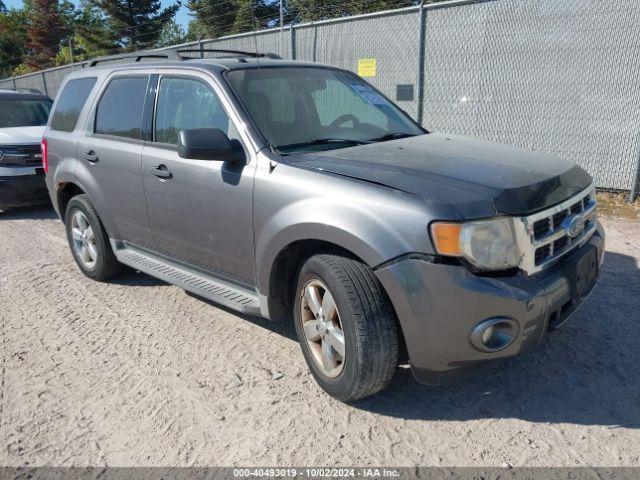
[110,269,169,287]
[199,250,639,428]
[185,290,298,341]
[0,204,57,220]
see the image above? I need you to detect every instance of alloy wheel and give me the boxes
[70,210,98,269]
[299,279,346,378]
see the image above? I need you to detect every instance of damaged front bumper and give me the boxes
[375,222,605,385]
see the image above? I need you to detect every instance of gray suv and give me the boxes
[44,49,605,401]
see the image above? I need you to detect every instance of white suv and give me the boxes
[0,88,52,211]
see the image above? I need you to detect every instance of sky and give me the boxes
[4,0,191,30]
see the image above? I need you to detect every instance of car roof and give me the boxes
[0,89,52,101]
[64,57,336,80]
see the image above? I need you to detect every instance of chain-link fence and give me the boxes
[2,0,640,196]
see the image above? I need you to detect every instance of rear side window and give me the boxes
[50,77,96,132]
[95,76,148,140]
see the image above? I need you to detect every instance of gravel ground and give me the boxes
[0,206,639,468]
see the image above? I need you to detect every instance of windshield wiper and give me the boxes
[276,138,371,152]
[366,132,418,143]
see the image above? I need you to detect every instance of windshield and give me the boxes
[226,67,424,153]
[0,99,52,128]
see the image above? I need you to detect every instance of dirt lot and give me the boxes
[0,206,639,468]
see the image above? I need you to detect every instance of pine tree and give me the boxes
[286,0,346,22]
[73,0,118,57]
[288,0,428,22]
[347,0,414,16]
[46,0,116,65]
[187,0,237,39]
[231,0,254,34]
[96,0,180,51]
[24,0,67,70]
[187,0,278,39]
[252,0,278,29]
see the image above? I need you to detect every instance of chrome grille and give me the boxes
[514,185,597,275]
[0,144,42,167]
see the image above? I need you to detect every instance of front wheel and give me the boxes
[293,254,399,402]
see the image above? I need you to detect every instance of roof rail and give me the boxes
[175,48,282,59]
[87,48,281,67]
[88,49,183,67]
[0,87,44,94]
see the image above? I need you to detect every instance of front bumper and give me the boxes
[375,223,605,385]
[0,169,50,208]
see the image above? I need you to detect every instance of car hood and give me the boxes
[0,126,45,145]
[282,133,593,218]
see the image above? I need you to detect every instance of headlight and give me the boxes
[430,217,521,271]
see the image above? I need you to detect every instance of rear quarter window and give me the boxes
[94,76,148,140]
[50,77,97,132]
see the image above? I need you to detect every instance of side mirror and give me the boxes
[177,128,242,162]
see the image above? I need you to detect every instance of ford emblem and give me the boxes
[563,215,585,239]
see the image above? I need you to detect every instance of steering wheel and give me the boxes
[329,114,360,129]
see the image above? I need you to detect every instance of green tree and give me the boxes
[230,0,254,34]
[72,1,117,59]
[155,18,186,47]
[187,0,237,39]
[231,0,278,34]
[0,8,29,77]
[287,0,345,22]
[96,0,180,51]
[287,0,447,22]
[187,0,278,39]
[47,0,116,65]
[347,0,414,16]
[24,0,67,70]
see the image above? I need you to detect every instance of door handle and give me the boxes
[151,164,173,180]
[84,151,99,163]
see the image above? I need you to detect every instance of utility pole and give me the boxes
[280,0,284,57]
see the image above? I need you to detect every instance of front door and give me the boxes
[141,74,256,287]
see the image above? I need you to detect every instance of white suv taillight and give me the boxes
[41,138,48,173]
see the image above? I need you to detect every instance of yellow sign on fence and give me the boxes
[357,58,377,77]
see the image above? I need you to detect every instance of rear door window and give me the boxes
[95,76,149,140]
[50,77,96,132]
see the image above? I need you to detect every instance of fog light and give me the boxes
[470,317,519,353]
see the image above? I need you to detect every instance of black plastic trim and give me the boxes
[142,74,158,142]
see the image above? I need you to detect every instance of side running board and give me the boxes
[112,242,260,316]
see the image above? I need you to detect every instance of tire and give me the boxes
[293,253,399,402]
[64,194,121,281]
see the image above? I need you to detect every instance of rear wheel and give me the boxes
[293,254,399,402]
[65,195,121,281]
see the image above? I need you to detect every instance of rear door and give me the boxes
[77,74,153,248]
[46,77,98,187]
[141,72,256,286]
